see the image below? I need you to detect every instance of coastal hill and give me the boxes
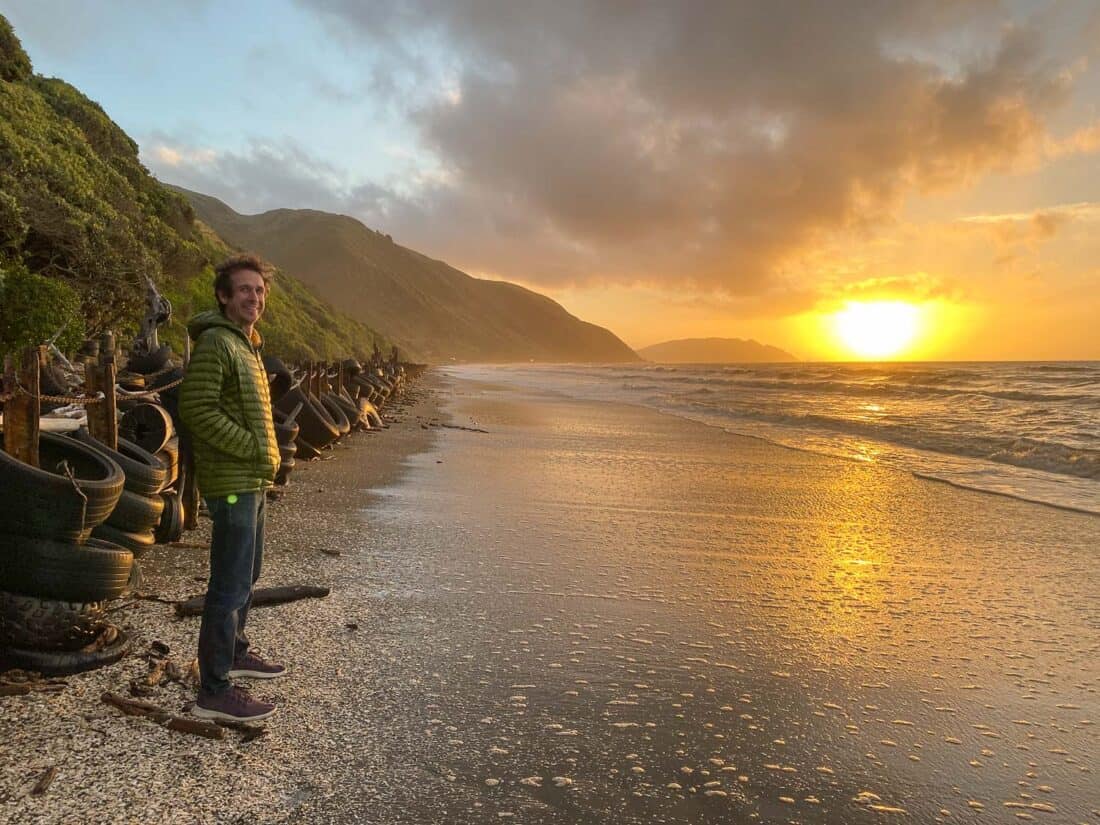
[638,337,797,363]
[175,188,639,364]
[0,15,385,361]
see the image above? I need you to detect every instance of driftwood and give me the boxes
[175,585,331,617]
[0,676,67,697]
[31,767,57,796]
[101,692,224,740]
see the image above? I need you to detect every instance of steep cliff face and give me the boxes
[178,188,639,364]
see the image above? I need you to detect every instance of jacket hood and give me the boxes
[187,310,263,348]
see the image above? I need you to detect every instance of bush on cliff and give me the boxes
[0,263,85,355]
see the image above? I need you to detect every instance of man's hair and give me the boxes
[213,253,274,313]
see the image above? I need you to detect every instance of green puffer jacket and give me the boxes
[178,311,280,498]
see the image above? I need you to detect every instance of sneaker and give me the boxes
[230,650,288,679]
[193,686,277,722]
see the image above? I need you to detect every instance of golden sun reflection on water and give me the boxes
[805,464,909,644]
[848,439,883,463]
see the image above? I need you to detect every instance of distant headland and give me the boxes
[637,337,797,363]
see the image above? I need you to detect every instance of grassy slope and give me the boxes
[177,189,640,364]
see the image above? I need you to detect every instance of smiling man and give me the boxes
[179,253,284,722]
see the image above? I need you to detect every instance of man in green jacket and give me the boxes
[179,254,284,722]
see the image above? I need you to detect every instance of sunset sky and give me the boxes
[7,1,1100,360]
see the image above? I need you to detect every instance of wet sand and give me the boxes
[3,372,1098,824]
[313,372,1099,824]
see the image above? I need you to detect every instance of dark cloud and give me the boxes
[287,0,1093,295]
[204,2,1099,297]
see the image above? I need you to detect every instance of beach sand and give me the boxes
[1,382,444,823]
[2,371,1097,824]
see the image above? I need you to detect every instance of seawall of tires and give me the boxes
[264,357,409,485]
[1,350,413,675]
[0,433,135,674]
[0,356,188,675]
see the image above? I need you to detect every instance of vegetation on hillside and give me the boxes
[0,262,85,355]
[157,223,387,360]
[0,14,385,362]
[183,190,640,364]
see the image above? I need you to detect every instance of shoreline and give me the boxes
[440,363,1100,518]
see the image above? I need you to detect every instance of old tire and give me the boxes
[295,437,322,460]
[331,393,363,429]
[91,523,155,557]
[106,488,165,534]
[273,410,300,445]
[72,429,168,496]
[156,436,179,489]
[320,394,351,436]
[276,386,339,448]
[119,403,175,454]
[1,625,131,676]
[0,536,133,602]
[154,492,183,544]
[0,432,124,543]
[126,345,171,375]
[0,590,106,651]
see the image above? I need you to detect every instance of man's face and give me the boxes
[219,269,266,329]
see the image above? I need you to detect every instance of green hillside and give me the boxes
[0,15,385,361]
[177,189,640,363]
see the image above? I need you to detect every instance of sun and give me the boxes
[831,301,923,359]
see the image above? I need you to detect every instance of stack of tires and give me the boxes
[122,351,188,546]
[76,426,169,556]
[275,384,340,459]
[262,356,300,486]
[344,360,385,429]
[0,433,134,675]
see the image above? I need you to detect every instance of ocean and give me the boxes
[451,362,1100,515]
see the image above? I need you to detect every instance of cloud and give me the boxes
[958,201,1100,245]
[142,133,375,217]
[287,0,1093,297]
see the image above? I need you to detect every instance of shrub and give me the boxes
[0,263,85,357]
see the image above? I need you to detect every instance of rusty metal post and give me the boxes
[3,347,42,466]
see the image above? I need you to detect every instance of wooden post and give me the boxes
[335,361,346,396]
[85,333,118,449]
[2,347,41,466]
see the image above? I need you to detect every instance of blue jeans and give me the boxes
[198,491,265,694]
